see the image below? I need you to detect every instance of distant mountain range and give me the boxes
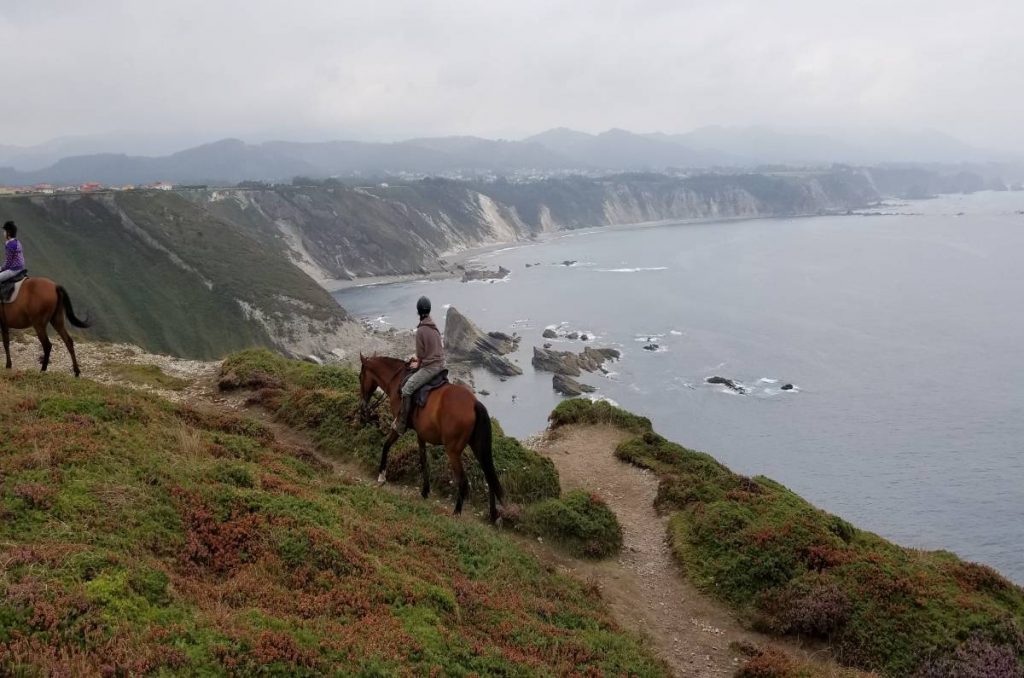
[0,126,1018,186]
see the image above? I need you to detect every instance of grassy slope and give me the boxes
[219,349,562,508]
[218,350,628,561]
[549,399,1024,677]
[0,192,343,359]
[0,371,665,676]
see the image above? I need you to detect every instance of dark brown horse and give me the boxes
[1,277,89,376]
[358,354,504,523]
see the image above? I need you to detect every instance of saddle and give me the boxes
[402,368,450,409]
[0,270,28,304]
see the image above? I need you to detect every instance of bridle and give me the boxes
[358,358,412,424]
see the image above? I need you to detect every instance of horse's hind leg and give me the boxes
[418,438,430,499]
[447,446,469,515]
[1,323,10,369]
[33,322,52,372]
[50,312,80,377]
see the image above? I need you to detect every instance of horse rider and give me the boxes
[393,295,446,434]
[0,221,26,284]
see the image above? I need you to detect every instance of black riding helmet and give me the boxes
[416,296,431,317]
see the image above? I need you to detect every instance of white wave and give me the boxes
[758,377,778,384]
[584,394,619,407]
[596,266,668,273]
[670,330,684,336]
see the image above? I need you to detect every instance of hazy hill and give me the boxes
[525,127,736,169]
[664,125,1004,166]
[2,127,1016,186]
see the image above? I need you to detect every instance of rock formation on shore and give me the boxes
[443,306,522,376]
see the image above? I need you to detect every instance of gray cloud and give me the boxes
[2,0,1022,151]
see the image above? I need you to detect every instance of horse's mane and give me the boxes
[362,354,409,384]
[364,354,407,369]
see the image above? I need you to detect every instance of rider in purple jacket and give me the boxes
[0,221,26,283]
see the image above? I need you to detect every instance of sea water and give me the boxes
[336,191,1024,582]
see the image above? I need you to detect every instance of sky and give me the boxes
[2,0,1023,152]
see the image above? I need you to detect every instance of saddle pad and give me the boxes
[0,278,26,304]
[415,369,450,407]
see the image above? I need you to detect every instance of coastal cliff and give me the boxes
[188,169,880,282]
[0,166,974,358]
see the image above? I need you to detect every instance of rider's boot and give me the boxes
[392,395,412,435]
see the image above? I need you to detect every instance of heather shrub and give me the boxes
[521,490,623,558]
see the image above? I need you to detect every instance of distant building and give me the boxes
[147,181,174,191]
[80,182,103,192]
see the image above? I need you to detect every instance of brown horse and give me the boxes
[1,277,89,376]
[358,354,504,523]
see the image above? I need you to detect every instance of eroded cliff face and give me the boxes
[189,170,879,281]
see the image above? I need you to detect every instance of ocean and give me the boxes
[335,191,1024,583]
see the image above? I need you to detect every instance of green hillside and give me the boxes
[0,370,665,676]
[0,191,345,360]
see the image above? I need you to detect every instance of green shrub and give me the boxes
[521,490,623,558]
[549,398,652,433]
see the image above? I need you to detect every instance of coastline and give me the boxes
[319,211,827,293]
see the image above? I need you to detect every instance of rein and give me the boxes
[361,358,410,421]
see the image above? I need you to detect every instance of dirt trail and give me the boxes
[531,424,772,677]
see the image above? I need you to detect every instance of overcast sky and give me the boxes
[2,0,1022,151]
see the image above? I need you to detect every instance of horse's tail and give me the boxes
[471,400,504,505]
[57,286,91,328]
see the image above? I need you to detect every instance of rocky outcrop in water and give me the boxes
[533,345,619,377]
[461,266,510,283]
[532,347,581,377]
[552,374,596,396]
[578,347,620,372]
[443,306,522,377]
[706,376,745,394]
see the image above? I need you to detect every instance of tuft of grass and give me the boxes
[554,400,1024,676]
[521,490,623,558]
[0,370,667,676]
[221,349,561,506]
[103,362,190,391]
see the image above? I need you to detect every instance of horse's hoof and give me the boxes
[376,472,387,485]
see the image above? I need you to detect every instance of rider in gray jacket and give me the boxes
[393,296,446,434]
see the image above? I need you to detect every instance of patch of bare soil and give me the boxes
[529,424,759,676]
[6,333,219,403]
